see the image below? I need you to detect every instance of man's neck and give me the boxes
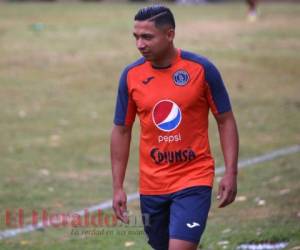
[151,47,178,69]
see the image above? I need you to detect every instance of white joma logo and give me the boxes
[186,222,200,228]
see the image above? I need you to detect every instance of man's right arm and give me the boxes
[110,124,132,224]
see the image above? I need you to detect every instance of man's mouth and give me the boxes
[140,51,151,56]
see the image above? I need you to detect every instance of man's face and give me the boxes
[133,20,174,62]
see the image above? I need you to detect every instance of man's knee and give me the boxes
[168,239,198,250]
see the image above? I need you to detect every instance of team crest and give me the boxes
[173,70,189,86]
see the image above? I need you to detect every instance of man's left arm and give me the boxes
[214,111,239,208]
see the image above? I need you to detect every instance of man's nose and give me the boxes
[136,39,146,50]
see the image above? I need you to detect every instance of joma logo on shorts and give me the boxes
[186,222,200,228]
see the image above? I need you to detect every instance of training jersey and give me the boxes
[113,49,231,195]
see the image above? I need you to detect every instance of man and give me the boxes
[246,0,258,22]
[111,5,239,250]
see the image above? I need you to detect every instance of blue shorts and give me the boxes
[140,186,212,250]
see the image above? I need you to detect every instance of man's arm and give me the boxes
[110,124,132,223]
[214,111,239,208]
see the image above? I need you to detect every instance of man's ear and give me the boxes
[166,28,175,42]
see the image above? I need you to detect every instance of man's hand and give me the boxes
[214,111,239,208]
[217,173,237,208]
[113,189,129,224]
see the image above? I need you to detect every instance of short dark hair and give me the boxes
[134,5,176,29]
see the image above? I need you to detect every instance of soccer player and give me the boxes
[246,0,258,22]
[111,5,239,250]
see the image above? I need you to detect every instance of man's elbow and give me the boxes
[215,111,236,125]
[112,124,132,136]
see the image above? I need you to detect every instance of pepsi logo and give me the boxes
[152,100,182,132]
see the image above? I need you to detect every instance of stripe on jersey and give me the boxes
[181,50,231,114]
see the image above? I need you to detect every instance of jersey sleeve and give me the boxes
[204,61,232,115]
[113,68,137,126]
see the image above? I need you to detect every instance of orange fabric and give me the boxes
[125,50,219,195]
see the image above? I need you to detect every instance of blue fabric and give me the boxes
[113,57,145,125]
[181,50,232,114]
[140,186,212,249]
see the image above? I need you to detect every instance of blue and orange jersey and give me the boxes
[114,49,231,195]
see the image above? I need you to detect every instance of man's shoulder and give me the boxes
[180,50,214,69]
[118,57,146,85]
[122,57,146,74]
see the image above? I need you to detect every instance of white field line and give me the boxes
[0,144,299,240]
[237,242,289,250]
[215,144,300,174]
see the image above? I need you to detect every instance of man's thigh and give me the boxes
[169,186,212,246]
[140,194,170,250]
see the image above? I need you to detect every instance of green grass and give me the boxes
[0,1,299,249]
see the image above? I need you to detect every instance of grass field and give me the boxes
[0,1,299,249]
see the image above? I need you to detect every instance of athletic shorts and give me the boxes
[140,186,212,250]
